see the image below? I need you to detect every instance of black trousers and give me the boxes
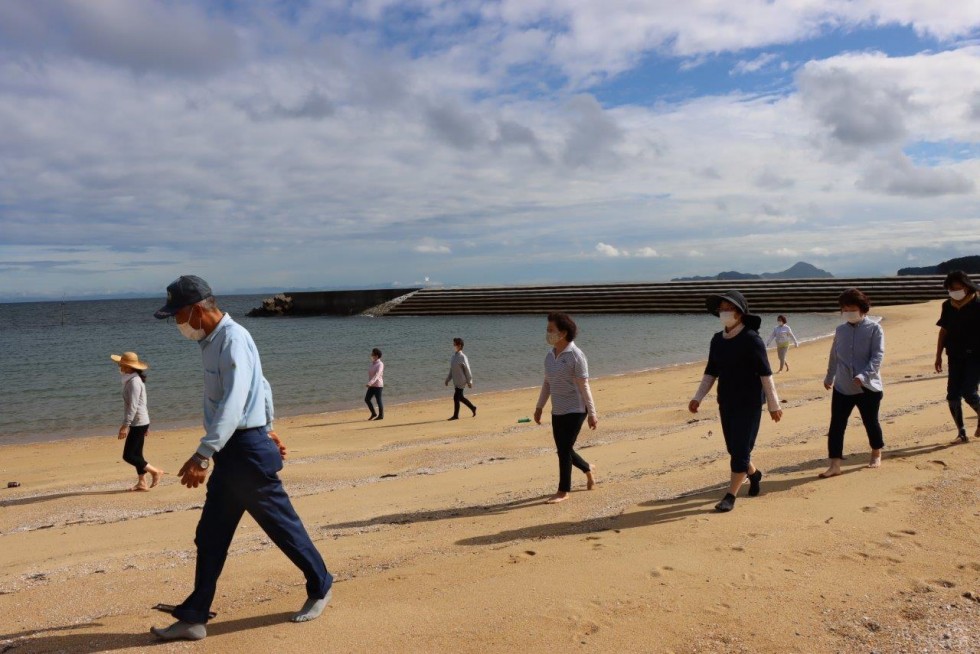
[122,424,149,475]
[452,387,476,418]
[947,357,980,432]
[365,386,383,416]
[173,427,332,624]
[718,404,762,474]
[551,412,591,493]
[827,388,884,459]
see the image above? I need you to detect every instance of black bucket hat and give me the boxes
[154,275,213,319]
[705,290,762,332]
[943,270,978,293]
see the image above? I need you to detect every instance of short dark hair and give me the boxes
[371,348,382,359]
[943,270,978,292]
[453,337,464,348]
[838,288,870,313]
[547,312,578,342]
[777,315,787,324]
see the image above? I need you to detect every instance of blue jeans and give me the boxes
[173,427,332,624]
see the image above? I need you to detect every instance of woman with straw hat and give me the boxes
[111,351,164,491]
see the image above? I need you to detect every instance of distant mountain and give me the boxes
[672,261,833,282]
[898,255,980,276]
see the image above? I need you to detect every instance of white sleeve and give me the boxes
[692,374,716,403]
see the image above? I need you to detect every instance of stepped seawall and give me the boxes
[382,276,948,315]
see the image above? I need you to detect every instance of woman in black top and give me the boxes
[689,291,783,512]
[935,271,980,443]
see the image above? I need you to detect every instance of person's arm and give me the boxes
[461,355,473,386]
[533,380,550,424]
[935,327,947,373]
[122,378,139,427]
[766,328,776,346]
[196,338,254,459]
[262,377,287,458]
[788,326,799,347]
[688,374,716,413]
[574,377,598,428]
[823,333,838,390]
[856,324,885,386]
[761,375,782,420]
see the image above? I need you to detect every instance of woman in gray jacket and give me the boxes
[111,351,164,491]
[445,337,477,420]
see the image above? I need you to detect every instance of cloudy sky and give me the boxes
[1,1,979,299]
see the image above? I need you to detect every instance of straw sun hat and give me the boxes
[110,351,150,371]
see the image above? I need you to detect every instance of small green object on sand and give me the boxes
[517,418,531,423]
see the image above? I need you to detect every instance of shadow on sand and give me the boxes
[320,493,553,533]
[454,442,953,547]
[0,611,295,653]
[0,489,131,508]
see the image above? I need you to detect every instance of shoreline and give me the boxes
[0,328,843,450]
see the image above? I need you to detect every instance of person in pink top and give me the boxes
[365,348,384,420]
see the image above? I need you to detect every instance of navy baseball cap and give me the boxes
[154,275,213,319]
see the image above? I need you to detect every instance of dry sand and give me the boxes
[1,300,978,653]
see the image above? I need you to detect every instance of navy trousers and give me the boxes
[173,427,332,624]
[718,403,762,473]
[827,388,884,460]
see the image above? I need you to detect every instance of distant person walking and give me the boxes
[533,313,598,504]
[934,271,980,444]
[365,348,384,421]
[688,291,782,512]
[150,275,332,642]
[820,288,885,478]
[445,337,476,420]
[766,315,800,372]
[111,351,163,491]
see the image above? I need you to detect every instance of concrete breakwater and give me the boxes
[248,288,421,316]
[251,276,949,316]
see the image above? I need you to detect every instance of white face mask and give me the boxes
[719,311,737,329]
[949,289,967,301]
[841,310,862,324]
[546,331,561,346]
[177,307,206,341]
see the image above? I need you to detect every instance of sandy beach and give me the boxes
[1,300,978,653]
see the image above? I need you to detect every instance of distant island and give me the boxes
[897,255,980,276]
[672,261,833,282]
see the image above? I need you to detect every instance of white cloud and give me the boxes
[414,243,452,254]
[634,247,660,258]
[731,53,780,75]
[596,242,624,257]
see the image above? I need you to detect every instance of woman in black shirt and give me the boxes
[935,271,980,443]
[689,291,783,512]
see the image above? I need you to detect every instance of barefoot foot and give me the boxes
[291,588,332,623]
[867,450,882,468]
[818,466,842,479]
[545,493,569,504]
[586,466,597,490]
[149,468,164,488]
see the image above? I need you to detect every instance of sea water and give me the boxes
[0,296,844,445]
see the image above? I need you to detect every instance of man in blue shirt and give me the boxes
[150,276,332,642]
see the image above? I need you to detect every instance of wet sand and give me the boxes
[1,300,978,653]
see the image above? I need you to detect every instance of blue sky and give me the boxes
[0,1,978,300]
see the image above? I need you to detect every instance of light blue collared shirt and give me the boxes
[196,314,274,458]
[824,317,885,395]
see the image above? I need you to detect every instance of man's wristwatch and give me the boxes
[192,453,210,470]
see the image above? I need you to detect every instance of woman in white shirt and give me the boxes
[533,313,598,504]
[111,351,164,491]
[766,315,800,372]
